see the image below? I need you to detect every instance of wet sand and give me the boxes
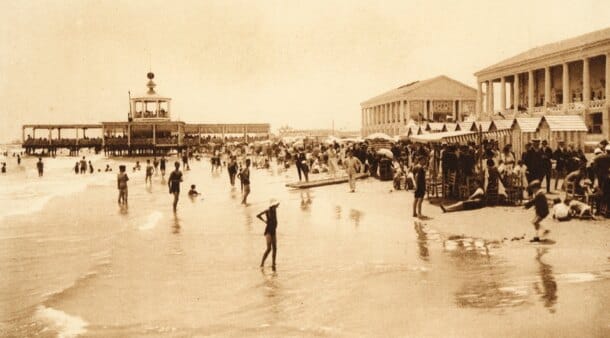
[1,156,609,337]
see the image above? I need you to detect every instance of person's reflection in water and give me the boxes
[119,204,128,215]
[335,205,342,220]
[349,209,362,227]
[413,221,429,261]
[260,268,281,320]
[300,191,312,211]
[534,248,557,312]
[172,213,181,234]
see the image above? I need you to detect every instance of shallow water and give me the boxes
[1,154,609,337]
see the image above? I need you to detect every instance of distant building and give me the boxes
[277,126,359,140]
[360,75,477,137]
[475,27,610,139]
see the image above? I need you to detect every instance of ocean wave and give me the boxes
[34,305,88,338]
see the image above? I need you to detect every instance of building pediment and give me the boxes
[361,75,476,107]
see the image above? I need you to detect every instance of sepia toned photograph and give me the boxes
[1,1,609,337]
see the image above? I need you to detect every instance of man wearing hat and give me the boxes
[540,140,553,193]
[524,139,543,184]
[524,180,550,242]
[553,140,569,190]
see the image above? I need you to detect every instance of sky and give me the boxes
[1,0,609,142]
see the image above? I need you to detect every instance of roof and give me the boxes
[476,27,610,75]
[410,130,474,143]
[477,121,493,132]
[444,123,458,131]
[361,75,477,106]
[541,115,588,132]
[513,117,542,133]
[458,121,477,132]
[491,119,513,131]
[426,122,446,132]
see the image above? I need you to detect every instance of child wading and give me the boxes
[117,165,129,206]
[257,200,280,270]
[524,180,550,242]
[168,162,183,212]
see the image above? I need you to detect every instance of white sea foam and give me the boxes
[35,305,88,338]
[557,272,599,284]
[0,156,115,223]
[140,211,162,230]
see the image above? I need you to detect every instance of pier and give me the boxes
[21,73,270,156]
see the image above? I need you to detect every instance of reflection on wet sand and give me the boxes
[445,235,527,309]
[349,209,362,227]
[413,222,429,261]
[260,269,282,322]
[172,214,181,234]
[534,248,557,313]
[300,191,312,211]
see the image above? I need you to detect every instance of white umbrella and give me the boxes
[376,148,394,158]
[365,132,393,141]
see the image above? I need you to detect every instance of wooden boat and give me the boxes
[285,173,369,189]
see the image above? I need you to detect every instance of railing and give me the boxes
[548,104,563,113]
[155,137,178,145]
[589,99,606,110]
[183,138,199,146]
[531,106,544,113]
[567,102,585,112]
[105,138,128,146]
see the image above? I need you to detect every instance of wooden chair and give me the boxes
[442,172,457,199]
[426,174,442,198]
[565,181,585,201]
[505,174,524,205]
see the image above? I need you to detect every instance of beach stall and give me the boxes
[540,115,588,149]
[486,119,513,148]
[444,122,459,132]
[510,117,543,158]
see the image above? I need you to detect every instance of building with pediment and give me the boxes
[360,75,477,137]
[475,27,610,139]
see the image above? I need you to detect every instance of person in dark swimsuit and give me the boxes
[160,156,167,177]
[168,162,183,212]
[413,157,427,218]
[257,200,279,270]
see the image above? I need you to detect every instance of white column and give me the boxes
[400,100,405,126]
[429,100,434,120]
[406,100,411,124]
[509,80,514,109]
[583,58,590,106]
[544,66,551,108]
[423,100,428,121]
[528,70,535,111]
[500,77,506,112]
[476,81,482,116]
[488,81,494,113]
[562,62,570,111]
[606,53,610,102]
[456,100,460,121]
[514,74,520,109]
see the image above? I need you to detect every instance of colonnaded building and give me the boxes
[360,75,477,137]
[475,27,610,139]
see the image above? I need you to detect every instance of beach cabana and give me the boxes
[511,117,543,157]
[458,121,478,132]
[486,119,513,148]
[540,115,588,149]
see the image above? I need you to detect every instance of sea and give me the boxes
[1,145,609,337]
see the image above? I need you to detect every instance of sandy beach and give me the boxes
[1,155,609,337]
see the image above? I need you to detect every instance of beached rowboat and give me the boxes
[285,173,369,189]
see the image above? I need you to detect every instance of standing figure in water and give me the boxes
[227,156,238,187]
[117,165,129,206]
[168,161,183,212]
[160,156,167,177]
[36,157,44,177]
[145,159,153,185]
[238,158,251,205]
[258,200,279,270]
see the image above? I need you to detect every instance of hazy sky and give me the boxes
[1,0,609,142]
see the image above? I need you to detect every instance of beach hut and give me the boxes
[487,119,513,148]
[540,115,588,149]
[510,117,543,157]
